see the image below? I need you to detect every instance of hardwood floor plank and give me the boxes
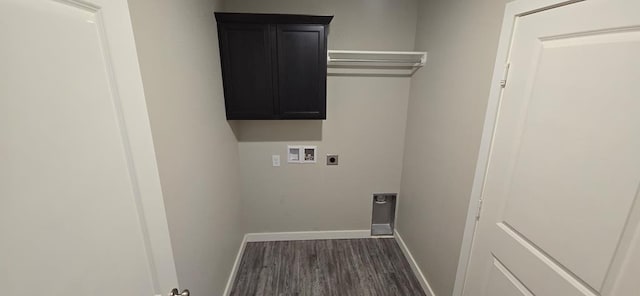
[230,238,426,296]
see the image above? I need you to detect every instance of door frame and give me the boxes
[451,0,585,295]
[56,0,180,294]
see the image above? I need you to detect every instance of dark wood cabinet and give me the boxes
[215,13,332,120]
[218,23,275,119]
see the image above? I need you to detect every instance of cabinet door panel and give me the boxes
[219,23,275,119]
[276,24,327,119]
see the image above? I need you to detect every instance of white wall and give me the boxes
[222,0,419,233]
[128,0,243,294]
[396,0,510,295]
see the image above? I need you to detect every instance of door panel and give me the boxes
[607,218,640,295]
[464,1,640,295]
[502,27,640,289]
[277,24,327,119]
[0,0,176,294]
[486,259,533,296]
[492,223,595,296]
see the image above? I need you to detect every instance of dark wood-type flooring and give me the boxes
[230,238,426,296]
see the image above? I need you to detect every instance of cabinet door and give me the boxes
[218,23,276,119]
[276,24,327,119]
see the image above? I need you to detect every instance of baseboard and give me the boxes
[222,233,248,296]
[395,231,437,296]
[245,229,378,242]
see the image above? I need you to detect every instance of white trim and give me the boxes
[223,234,249,296]
[395,232,436,296]
[245,230,377,242]
[451,1,584,296]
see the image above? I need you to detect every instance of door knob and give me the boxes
[170,288,190,296]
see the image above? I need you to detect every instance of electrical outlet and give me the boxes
[326,154,339,165]
[272,155,280,167]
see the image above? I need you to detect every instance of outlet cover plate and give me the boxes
[326,154,339,165]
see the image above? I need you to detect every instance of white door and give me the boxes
[463,0,640,295]
[0,0,179,295]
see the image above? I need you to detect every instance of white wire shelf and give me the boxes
[327,50,427,76]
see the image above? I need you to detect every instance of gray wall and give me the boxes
[128,0,511,294]
[128,0,243,294]
[222,0,419,233]
[396,0,509,295]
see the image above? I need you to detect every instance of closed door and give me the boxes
[277,24,327,119]
[0,0,178,295]
[464,0,640,295]
[218,23,276,119]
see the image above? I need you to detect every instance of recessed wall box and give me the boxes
[303,146,317,163]
[288,146,317,163]
[371,193,397,236]
[288,146,301,163]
